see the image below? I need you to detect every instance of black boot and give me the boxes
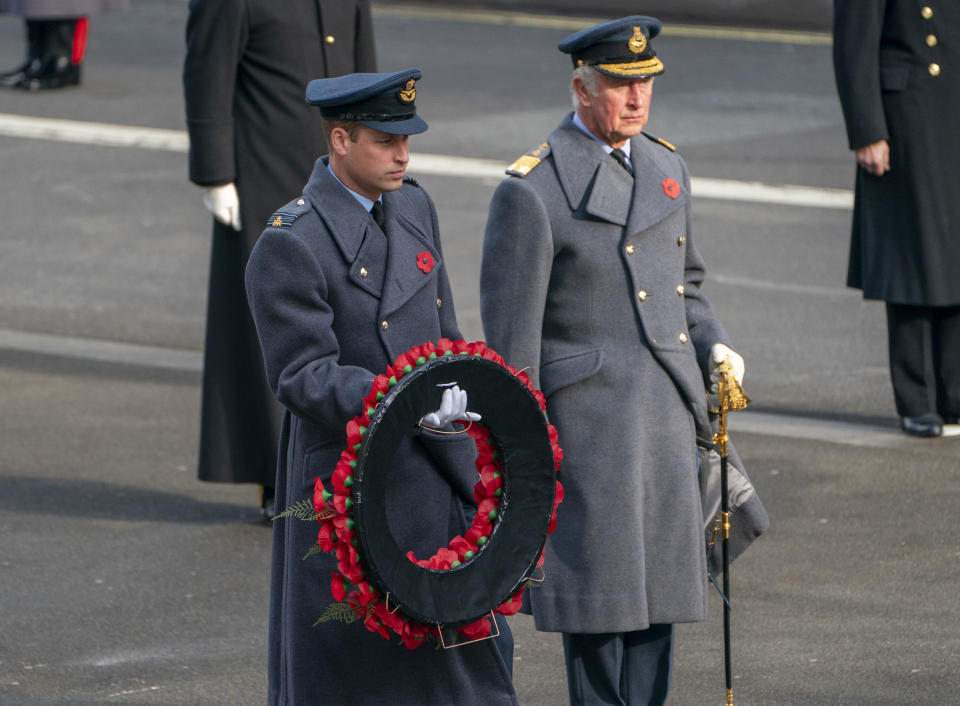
[13,18,83,91]
[0,20,43,85]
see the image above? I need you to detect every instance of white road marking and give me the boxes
[0,113,853,210]
[0,327,202,373]
[373,4,833,45]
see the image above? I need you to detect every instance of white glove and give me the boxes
[420,384,482,429]
[709,343,745,393]
[202,183,242,231]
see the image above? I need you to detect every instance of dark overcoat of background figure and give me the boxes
[183,0,376,497]
[834,0,960,436]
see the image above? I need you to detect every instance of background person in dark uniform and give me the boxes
[245,69,517,706]
[0,0,128,90]
[833,1,960,437]
[183,0,376,517]
[481,16,766,706]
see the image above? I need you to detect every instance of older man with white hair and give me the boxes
[481,16,767,705]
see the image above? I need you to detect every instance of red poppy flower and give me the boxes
[662,178,681,199]
[416,251,434,273]
[458,616,493,640]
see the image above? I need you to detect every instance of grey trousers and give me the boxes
[562,625,674,706]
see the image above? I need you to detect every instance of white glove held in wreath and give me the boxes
[420,384,482,429]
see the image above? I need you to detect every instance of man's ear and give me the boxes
[572,76,592,107]
[329,126,351,156]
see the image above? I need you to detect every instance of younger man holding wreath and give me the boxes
[245,70,517,705]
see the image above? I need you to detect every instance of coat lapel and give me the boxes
[624,134,690,236]
[377,190,439,319]
[304,158,390,298]
[551,115,632,226]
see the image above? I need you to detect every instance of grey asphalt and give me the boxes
[1,2,959,705]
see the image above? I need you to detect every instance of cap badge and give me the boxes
[628,27,647,55]
[398,79,416,103]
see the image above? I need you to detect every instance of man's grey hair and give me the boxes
[570,65,600,109]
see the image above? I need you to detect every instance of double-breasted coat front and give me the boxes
[481,115,766,633]
[834,0,960,305]
[183,0,376,486]
[246,160,517,706]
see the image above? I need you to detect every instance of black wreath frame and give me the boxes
[353,355,557,627]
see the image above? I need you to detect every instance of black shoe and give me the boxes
[1,58,32,78]
[260,485,276,524]
[901,414,943,438]
[14,56,80,91]
[0,58,41,86]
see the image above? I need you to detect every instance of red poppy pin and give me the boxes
[416,251,434,273]
[662,178,681,199]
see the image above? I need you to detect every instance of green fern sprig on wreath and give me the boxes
[273,498,337,523]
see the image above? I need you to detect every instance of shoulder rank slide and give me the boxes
[643,131,676,152]
[403,174,420,187]
[267,196,310,228]
[267,211,299,228]
[506,141,550,177]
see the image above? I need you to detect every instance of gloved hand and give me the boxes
[420,384,482,429]
[709,343,745,394]
[202,183,242,231]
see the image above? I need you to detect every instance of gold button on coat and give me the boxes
[676,285,685,295]
[677,235,685,246]
[381,320,388,330]
[297,198,305,206]
[325,35,335,43]
[929,63,941,76]
[921,6,933,19]
[359,267,368,278]
[637,290,647,302]
[678,333,688,343]
[625,244,635,255]
[436,298,442,309]
[926,34,938,47]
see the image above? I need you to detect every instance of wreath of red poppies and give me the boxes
[311,339,564,648]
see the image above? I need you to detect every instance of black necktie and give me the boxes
[610,148,633,176]
[370,201,385,229]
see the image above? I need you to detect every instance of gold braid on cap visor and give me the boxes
[596,57,664,76]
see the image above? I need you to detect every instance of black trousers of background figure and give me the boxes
[563,625,674,706]
[886,303,960,420]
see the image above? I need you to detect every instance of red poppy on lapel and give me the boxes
[416,251,434,273]
[661,178,680,199]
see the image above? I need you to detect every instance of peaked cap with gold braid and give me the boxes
[558,15,664,79]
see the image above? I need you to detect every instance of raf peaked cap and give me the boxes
[558,16,664,78]
[305,68,428,135]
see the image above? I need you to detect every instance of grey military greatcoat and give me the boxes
[481,115,766,633]
[246,160,517,706]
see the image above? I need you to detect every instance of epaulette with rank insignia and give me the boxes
[642,131,676,152]
[266,196,310,228]
[506,141,551,177]
[403,175,420,187]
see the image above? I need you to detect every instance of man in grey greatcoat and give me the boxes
[481,17,766,705]
[246,69,517,705]
[833,0,960,437]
